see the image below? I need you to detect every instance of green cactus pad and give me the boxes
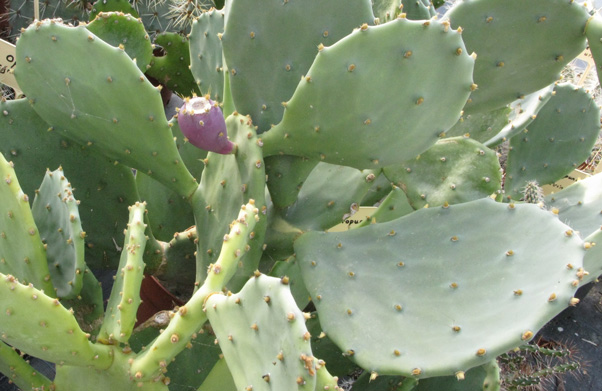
[0,153,54,294]
[265,155,319,210]
[361,171,394,206]
[383,137,502,209]
[282,163,380,231]
[189,9,225,101]
[504,83,601,199]
[205,274,317,390]
[483,84,556,147]
[146,32,200,96]
[446,0,589,114]
[86,11,153,73]
[14,20,197,198]
[192,112,267,291]
[0,272,113,368]
[295,198,586,378]
[445,106,510,144]
[0,341,53,391]
[261,18,475,170]
[545,172,602,239]
[99,202,148,344]
[221,0,374,133]
[155,226,197,298]
[31,167,86,299]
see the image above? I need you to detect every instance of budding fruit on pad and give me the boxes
[178,96,234,154]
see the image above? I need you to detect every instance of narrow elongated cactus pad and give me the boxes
[205,274,317,391]
[0,273,113,368]
[261,18,475,169]
[383,136,501,209]
[504,83,601,199]
[14,20,197,198]
[446,0,589,114]
[295,198,585,378]
[0,153,54,294]
[221,0,374,132]
[31,167,86,299]
[99,202,148,344]
[545,172,602,239]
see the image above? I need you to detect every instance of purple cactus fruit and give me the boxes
[177,96,235,154]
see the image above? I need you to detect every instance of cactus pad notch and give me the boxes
[295,198,586,378]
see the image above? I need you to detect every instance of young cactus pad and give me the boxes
[0,153,54,294]
[295,198,586,378]
[261,18,475,169]
[99,202,148,344]
[205,274,318,391]
[31,167,86,299]
[178,96,234,154]
[14,19,197,198]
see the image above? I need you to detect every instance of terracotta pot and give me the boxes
[136,275,184,327]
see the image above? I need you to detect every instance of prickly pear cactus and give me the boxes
[2,0,602,390]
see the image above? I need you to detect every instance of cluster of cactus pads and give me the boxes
[2,0,602,390]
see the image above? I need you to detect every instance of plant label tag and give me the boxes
[542,169,590,195]
[327,207,378,232]
[0,39,22,96]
